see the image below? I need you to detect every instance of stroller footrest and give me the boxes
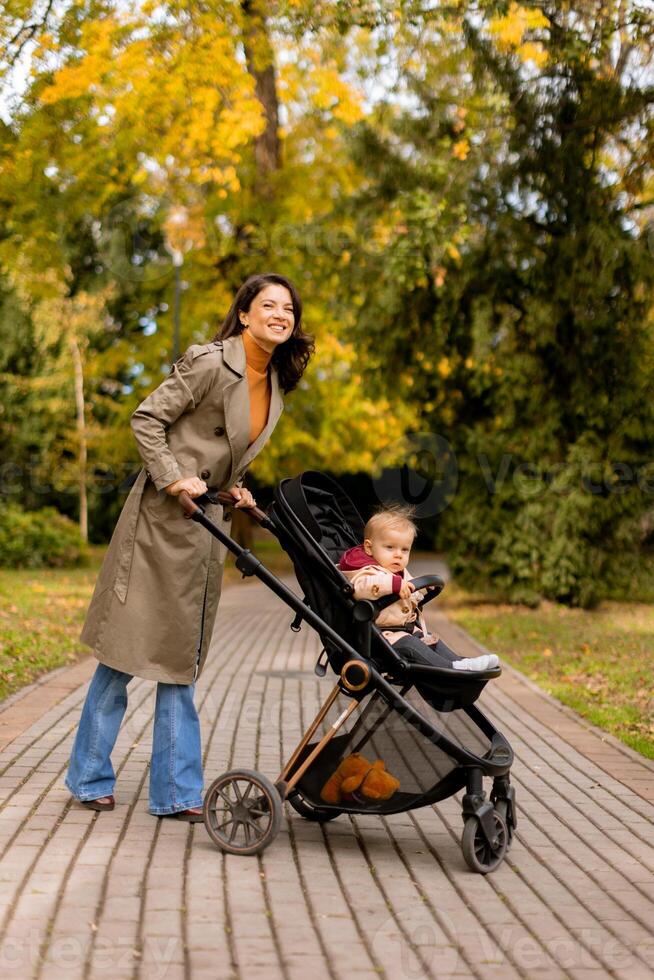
[406,663,501,683]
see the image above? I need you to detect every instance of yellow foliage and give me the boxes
[307,65,364,124]
[252,334,418,483]
[40,18,120,103]
[333,98,365,126]
[452,139,470,160]
[518,42,548,68]
[163,204,207,255]
[437,357,451,379]
[489,3,549,47]
[32,287,116,349]
[34,32,58,55]
[38,11,264,194]
[432,265,447,287]
[489,3,549,66]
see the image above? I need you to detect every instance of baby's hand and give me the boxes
[399,581,415,600]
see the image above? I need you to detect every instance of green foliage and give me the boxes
[341,2,654,608]
[0,503,90,569]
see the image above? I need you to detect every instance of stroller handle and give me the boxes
[410,574,445,605]
[373,573,445,612]
[178,489,270,526]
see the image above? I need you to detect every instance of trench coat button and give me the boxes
[214,425,225,437]
[200,469,211,480]
[223,507,233,521]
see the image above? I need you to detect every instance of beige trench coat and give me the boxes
[80,334,284,684]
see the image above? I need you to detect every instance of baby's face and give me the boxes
[364,527,414,574]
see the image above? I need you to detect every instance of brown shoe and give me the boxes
[164,807,204,823]
[79,795,115,812]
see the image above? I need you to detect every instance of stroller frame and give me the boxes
[180,472,516,874]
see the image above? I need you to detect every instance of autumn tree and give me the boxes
[340,1,654,606]
[0,0,414,539]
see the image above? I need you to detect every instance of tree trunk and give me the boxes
[241,0,281,188]
[69,337,88,542]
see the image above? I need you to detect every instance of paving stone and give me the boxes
[0,579,653,979]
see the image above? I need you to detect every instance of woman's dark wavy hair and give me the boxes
[213,273,314,394]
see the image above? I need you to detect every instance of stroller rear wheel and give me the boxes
[287,790,341,823]
[203,769,282,855]
[461,810,508,874]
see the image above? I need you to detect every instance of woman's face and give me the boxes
[239,284,295,353]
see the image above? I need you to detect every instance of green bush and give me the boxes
[0,503,90,569]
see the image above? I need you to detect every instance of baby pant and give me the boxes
[393,632,460,669]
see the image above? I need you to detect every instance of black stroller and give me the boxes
[180,471,516,874]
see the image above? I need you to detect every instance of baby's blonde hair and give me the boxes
[364,503,418,542]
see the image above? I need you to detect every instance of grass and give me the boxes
[438,581,654,760]
[0,532,293,703]
[0,547,106,701]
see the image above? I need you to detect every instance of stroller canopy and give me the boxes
[273,471,365,565]
[270,471,369,663]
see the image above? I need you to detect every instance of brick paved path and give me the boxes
[1,576,653,980]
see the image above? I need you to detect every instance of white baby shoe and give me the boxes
[452,654,499,671]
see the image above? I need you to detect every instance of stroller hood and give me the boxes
[273,471,365,563]
[270,472,366,668]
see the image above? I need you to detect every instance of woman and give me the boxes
[66,272,313,821]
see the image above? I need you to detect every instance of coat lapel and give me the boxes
[224,344,284,487]
[221,335,250,481]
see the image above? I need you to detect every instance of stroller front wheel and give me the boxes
[493,797,515,850]
[461,810,508,874]
[203,769,283,855]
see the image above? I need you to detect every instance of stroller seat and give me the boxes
[272,471,499,710]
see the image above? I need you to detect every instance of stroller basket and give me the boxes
[179,471,516,874]
[292,685,496,815]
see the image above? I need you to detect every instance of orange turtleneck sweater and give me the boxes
[242,329,272,446]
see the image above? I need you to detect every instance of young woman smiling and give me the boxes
[66,273,314,820]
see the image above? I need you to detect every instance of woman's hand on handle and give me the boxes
[227,485,256,509]
[164,476,208,498]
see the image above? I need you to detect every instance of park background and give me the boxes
[0,0,652,756]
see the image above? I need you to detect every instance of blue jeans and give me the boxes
[65,663,204,814]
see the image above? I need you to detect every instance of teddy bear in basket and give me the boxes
[320,752,400,805]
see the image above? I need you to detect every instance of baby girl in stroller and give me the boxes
[339,504,499,674]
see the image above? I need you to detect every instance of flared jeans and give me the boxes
[65,663,203,815]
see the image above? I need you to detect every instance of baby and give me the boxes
[339,504,499,672]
